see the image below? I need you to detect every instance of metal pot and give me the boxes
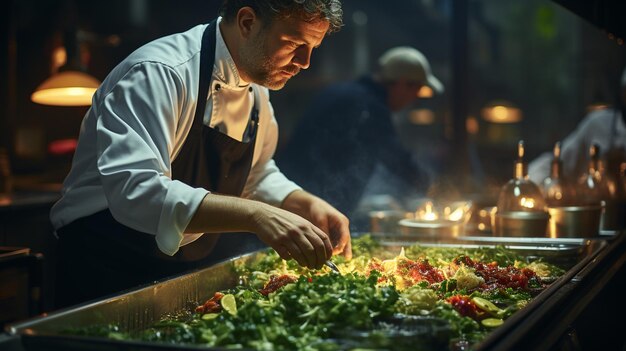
[398,218,464,239]
[547,205,602,238]
[493,211,549,237]
[369,210,414,233]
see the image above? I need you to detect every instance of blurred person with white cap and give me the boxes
[276,46,443,229]
[529,66,626,185]
[377,46,444,109]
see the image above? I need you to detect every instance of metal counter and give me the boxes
[6,235,612,351]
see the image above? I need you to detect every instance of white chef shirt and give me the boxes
[528,108,626,185]
[50,18,301,256]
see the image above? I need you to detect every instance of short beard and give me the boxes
[238,31,290,90]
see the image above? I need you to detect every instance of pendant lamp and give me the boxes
[481,100,523,123]
[31,30,100,107]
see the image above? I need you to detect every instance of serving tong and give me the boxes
[324,260,341,273]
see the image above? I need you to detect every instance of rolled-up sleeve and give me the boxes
[96,62,208,256]
[245,158,302,206]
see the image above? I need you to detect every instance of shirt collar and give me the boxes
[214,16,250,89]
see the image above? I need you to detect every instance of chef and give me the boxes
[528,66,626,184]
[50,0,351,308]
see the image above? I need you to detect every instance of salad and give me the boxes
[68,235,565,350]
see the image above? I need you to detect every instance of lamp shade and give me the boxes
[481,100,523,123]
[31,70,100,106]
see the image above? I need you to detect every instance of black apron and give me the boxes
[55,20,264,308]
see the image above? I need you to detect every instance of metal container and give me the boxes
[466,206,497,235]
[601,199,626,231]
[493,211,549,237]
[398,218,464,239]
[6,238,608,351]
[369,210,414,233]
[547,205,602,238]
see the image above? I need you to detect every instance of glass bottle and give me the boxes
[541,142,576,207]
[495,141,549,237]
[577,144,611,206]
[497,141,547,213]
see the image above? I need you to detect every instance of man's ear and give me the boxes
[237,7,257,39]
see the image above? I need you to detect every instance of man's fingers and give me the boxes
[330,219,350,256]
[320,231,333,260]
[289,230,317,268]
[274,245,291,261]
[303,229,331,268]
[342,237,352,260]
[310,226,332,260]
[284,240,308,267]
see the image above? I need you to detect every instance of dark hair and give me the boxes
[219,0,343,34]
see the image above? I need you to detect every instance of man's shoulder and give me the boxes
[577,108,620,131]
[123,24,207,70]
[97,24,209,98]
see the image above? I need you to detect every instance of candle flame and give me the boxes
[415,201,470,222]
[417,201,439,221]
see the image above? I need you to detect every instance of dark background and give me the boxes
[1,0,625,195]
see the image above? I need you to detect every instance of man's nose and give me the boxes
[292,46,312,69]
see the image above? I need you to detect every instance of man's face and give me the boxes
[387,80,423,112]
[239,16,330,90]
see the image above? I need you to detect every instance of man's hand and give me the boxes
[185,191,350,269]
[281,190,352,259]
[250,203,333,269]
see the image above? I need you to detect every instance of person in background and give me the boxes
[50,0,350,309]
[528,67,626,185]
[275,46,442,229]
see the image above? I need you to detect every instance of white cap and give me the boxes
[378,46,444,94]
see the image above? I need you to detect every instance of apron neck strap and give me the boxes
[191,20,218,134]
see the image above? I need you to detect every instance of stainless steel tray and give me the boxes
[6,237,608,351]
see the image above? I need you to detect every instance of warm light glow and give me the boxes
[519,197,535,209]
[414,201,470,223]
[481,101,523,123]
[608,181,617,196]
[408,109,435,125]
[448,207,465,222]
[416,202,439,221]
[48,138,78,155]
[52,46,67,71]
[32,87,97,106]
[31,70,100,106]
[466,116,479,135]
[492,106,509,120]
[417,86,434,98]
[586,102,610,112]
[0,195,11,206]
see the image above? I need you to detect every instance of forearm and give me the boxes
[186,190,334,269]
[185,193,266,234]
